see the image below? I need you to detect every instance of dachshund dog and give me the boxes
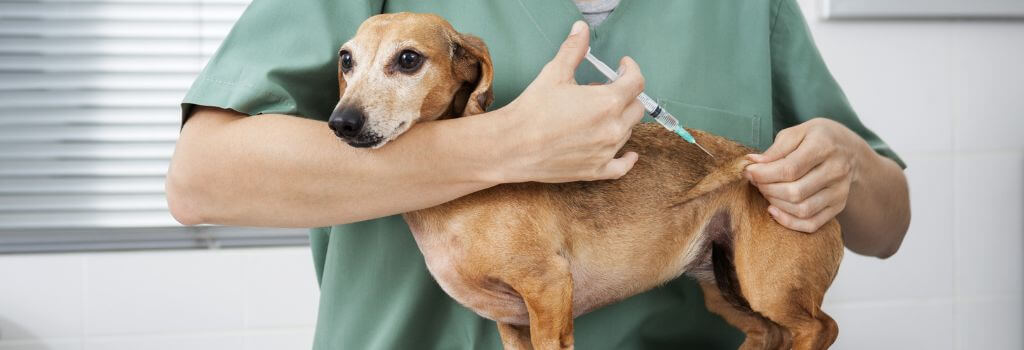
[327,13,843,350]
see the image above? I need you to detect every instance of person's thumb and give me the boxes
[548,21,589,81]
[747,128,803,163]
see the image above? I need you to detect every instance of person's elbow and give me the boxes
[165,130,218,226]
[875,210,911,259]
[841,194,911,259]
[165,160,208,226]
[846,225,908,260]
[165,107,241,226]
[862,198,911,259]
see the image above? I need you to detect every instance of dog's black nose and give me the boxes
[328,107,366,138]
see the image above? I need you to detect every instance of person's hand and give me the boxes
[743,118,872,233]
[492,20,646,183]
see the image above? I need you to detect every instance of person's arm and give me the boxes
[167,21,647,228]
[168,106,502,227]
[837,139,909,258]
[741,0,910,258]
[743,118,910,258]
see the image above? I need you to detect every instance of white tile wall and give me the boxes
[83,334,244,350]
[0,339,82,350]
[0,248,319,350]
[797,0,1024,349]
[953,24,1024,152]
[954,154,1024,297]
[1,1,1022,349]
[84,250,247,336]
[0,255,83,341]
[241,250,319,329]
[242,330,315,350]
[957,296,1024,350]
[827,300,955,350]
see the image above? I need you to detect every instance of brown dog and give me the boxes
[328,13,843,350]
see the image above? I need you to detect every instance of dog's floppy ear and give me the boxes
[451,33,493,117]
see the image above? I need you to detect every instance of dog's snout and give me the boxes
[328,107,366,138]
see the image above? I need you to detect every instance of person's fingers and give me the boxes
[745,139,830,184]
[755,161,834,203]
[746,127,804,164]
[547,21,590,81]
[767,203,840,233]
[607,56,645,101]
[595,151,638,180]
[763,184,836,220]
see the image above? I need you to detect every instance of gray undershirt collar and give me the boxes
[573,0,621,27]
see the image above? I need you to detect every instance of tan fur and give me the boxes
[334,13,491,147]
[340,13,844,350]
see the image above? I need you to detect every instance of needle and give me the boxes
[583,49,714,158]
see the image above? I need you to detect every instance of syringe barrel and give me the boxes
[652,111,679,130]
[635,93,660,114]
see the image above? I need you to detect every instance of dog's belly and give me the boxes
[407,215,711,325]
[407,220,532,325]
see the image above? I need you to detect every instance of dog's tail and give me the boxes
[708,210,790,346]
[671,157,753,208]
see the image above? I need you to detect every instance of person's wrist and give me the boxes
[846,131,876,191]
[464,106,518,185]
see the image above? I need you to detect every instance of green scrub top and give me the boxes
[182,0,904,349]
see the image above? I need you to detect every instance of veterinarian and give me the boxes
[168,0,910,348]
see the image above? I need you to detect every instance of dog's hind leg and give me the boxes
[733,229,841,349]
[752,301,838,350]
[699,282,792,350]
[497,323,533,350]
[709,198,841,350]
[717,257,838,350]
[728,249,840,350]
[513,256,575,350]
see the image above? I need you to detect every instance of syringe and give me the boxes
[583,49,714,158]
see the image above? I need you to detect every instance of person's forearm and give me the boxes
[167,107,503,227]
[837,148,911,258]
[167,23,647,228]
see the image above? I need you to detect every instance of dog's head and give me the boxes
[328,13,494,148]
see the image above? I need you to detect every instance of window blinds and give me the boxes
[0,0,308,252]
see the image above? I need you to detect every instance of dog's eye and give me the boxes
[340,51,353,72]
[396,50,423,72]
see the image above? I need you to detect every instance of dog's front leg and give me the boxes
[516,257,575,350]
[497,323,532,350]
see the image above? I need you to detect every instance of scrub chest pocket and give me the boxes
[657,100,762,149]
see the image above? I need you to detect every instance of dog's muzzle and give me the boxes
[328,106,382,148]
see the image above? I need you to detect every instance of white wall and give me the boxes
[797,0,1024,348]
[0,248,319,350]
[1,1,1022,349]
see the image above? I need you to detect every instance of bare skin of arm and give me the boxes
[744,118,911,258]
[836,150,909,258]
[169,107,504,227]
[167,21,647,228]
